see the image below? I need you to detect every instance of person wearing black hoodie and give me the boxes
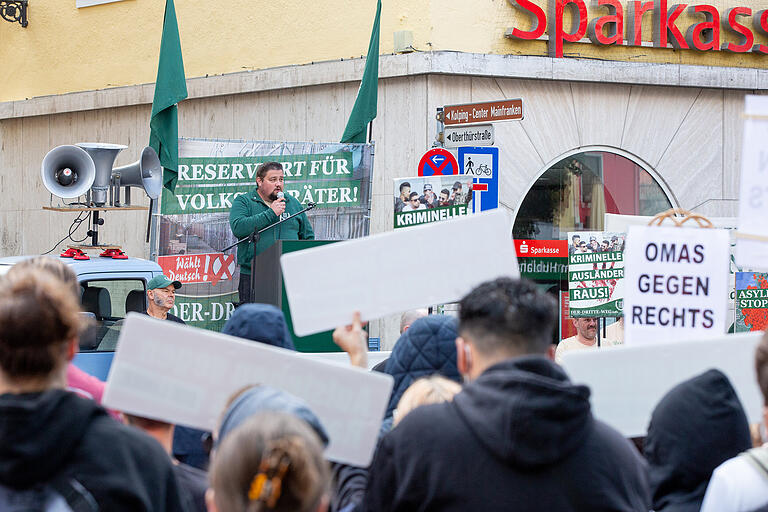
[644,369,752,512]
[365,277,650,512]
[0,267,185,511]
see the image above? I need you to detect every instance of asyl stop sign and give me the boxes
[418,148,459,176]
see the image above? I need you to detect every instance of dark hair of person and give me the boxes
[459,277,556,357]
[256,162,283,180]
[757,332,768,405]
[0,267,82,379]
[210,411,329,512]
[408,192,419,200]
[440,188,450,196]
[399,182,411,192]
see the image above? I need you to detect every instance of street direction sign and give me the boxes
[444,124,495,148]
[417,148,459,176]
[444,99,523,126]
[459,147,499,213]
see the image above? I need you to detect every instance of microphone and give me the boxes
[277,191,285,200]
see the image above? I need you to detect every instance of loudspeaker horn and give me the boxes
[112,146,163,199]
[41,145,96,199]
[76,143,127,206]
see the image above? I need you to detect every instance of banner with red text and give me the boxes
[155,138,374,331]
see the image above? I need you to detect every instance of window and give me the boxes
[513,149,674,342]
[513,150,673,240]
[79,279,145,352]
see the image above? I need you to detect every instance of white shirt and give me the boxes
[701,451,768,512]
[555,336,620,364]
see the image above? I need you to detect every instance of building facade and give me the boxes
[1,0,765,344]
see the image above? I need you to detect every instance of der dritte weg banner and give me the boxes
[156,138,374,331]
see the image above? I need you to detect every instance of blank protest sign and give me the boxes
[103,314,393,467]
[623,225,729,346]
[281,209,519,336]
[736,95,768,270]
[561,332,763,437]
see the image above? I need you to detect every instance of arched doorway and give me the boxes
[513,148,676,239]
[512,148,676,342]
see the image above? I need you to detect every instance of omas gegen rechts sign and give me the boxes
[623,226,730,345]
[507,0,768,57]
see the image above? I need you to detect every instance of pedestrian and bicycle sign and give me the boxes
[459,147,499,213]
[417,148,459,176]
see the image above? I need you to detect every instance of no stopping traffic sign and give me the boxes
[418,148,459,176]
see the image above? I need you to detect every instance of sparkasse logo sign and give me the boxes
[507,0,768,57]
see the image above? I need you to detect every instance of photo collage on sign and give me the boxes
[393,176,473,229]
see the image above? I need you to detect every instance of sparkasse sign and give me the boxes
[506,0,768,58]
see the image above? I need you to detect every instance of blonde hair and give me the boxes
[393,375,462,426]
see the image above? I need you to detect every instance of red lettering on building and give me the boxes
[685,4,720,51]
[548,0,589,57]
[722,7,753,52]
[588,0,625,45]
[506,0,765,55]
[653,0,689,49]
[754,9,768,54]
[509,0,548,39]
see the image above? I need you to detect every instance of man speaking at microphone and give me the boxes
[229,161,314,303]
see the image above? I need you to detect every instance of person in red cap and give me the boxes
[145,274,184,324]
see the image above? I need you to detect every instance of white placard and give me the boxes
[623,225,729,345]
[604,213,737,235]
[103,314,394,467]
[281,209,519,336]
[561,332,763,437]
[736,95,768,270]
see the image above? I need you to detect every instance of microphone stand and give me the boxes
[221,201,317,303]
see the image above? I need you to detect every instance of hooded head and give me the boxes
[384,315,461,417]
[645,369,752,512]
[222,304,295,350]
[217,386,328,448]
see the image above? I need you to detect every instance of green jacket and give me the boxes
[229,188,314,274]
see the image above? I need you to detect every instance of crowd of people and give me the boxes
[0,257,767,511]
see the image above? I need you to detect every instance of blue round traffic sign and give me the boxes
[418,148,459,176]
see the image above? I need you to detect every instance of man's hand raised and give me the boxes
[332,311,368,369]
[270,197,286,216]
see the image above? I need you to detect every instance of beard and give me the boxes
[269,190,281,201]
[153,294,172,309]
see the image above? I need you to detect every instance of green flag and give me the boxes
[150,0,187,193]
[341,0,381,144]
